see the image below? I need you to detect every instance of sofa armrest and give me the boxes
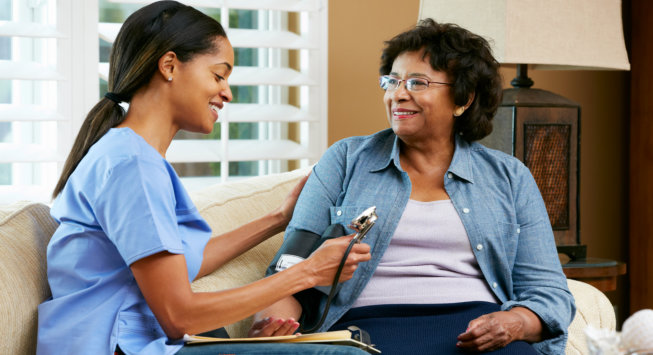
[0,201,58,355]
[565,279,616,355]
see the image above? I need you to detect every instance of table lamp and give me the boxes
[419,0,630,257]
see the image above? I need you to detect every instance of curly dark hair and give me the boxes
[380,18,503,141]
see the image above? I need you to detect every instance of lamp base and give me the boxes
[557,244,587,261]
[510,64,534,88]
[480,87,580,246]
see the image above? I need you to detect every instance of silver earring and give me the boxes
[168,76,173,82]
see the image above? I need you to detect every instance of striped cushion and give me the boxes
[0,201,58,355]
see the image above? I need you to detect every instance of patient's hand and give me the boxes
[248,317,299,337]
[252,296,303,338]
[278,173,310,223]
[456,307,543,352]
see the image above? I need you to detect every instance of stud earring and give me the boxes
[168,76,173,82]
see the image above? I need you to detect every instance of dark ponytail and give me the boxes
[53,1,227,198]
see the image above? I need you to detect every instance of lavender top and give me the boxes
[353,199,497,308]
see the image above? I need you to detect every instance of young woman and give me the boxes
[36,2,370,354]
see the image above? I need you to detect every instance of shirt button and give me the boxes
[462,208,470,214]
[492,282,498,288]
[517,228,521,234]
[447,172,453,179]
[476,244,483,251]
[336,210,342,216]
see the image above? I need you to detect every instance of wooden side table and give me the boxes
[562,258,627,292]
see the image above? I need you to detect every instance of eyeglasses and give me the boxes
[379,75,452,92]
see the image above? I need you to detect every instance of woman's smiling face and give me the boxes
[171,37,234,134]
[384,50,457,142]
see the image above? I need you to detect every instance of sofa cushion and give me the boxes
[566,279,616,355]
[189,168,309,338]
[0,201,58,355]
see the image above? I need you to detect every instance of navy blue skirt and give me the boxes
[329,302,538,355]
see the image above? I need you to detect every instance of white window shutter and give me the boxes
[0,0,327,203]
[0,0,97,204]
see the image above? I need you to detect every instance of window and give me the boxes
[0,0,327,204]
[0,0,97,204]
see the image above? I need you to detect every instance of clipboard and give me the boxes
[184,329,381,354]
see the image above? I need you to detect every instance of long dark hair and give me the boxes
[52,1,227,198]
[380,18,503,141]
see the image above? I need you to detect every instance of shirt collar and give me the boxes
[369,133,404,173]
[369,131,475,184]
[448,133,475,184]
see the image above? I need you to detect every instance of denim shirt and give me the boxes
[286,129,575,355]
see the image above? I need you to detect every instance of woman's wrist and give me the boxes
[508,307,543,342]
[265,208,289,236]
[282,259,319,290]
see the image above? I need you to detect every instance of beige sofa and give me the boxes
[0,168,615,354]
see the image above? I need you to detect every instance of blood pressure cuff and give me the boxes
[266,224,346,327]
[266,230,321,275]
[265,224,345,276]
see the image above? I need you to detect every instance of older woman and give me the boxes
[253,19,575,354]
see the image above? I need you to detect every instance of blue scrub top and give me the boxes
[37,128,212,355]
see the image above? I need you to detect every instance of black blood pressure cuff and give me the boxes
[265,224,346,326]
[266,229,322,276]
[265,224,345,276]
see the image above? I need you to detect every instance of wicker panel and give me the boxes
[524,124,570,229]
